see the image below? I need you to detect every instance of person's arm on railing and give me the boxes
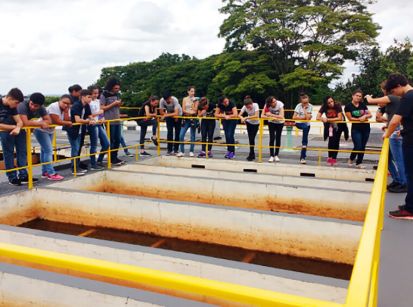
[19,114,51,129]
[50,114,72,127]
[0,114,23,135]
[100,98,121,111]
[74,115,90,125]
[365,95,391,105]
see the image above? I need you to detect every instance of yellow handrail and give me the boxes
[0,242,339,307]
[345,138,389,306]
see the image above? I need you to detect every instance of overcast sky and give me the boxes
[0,0,411,95]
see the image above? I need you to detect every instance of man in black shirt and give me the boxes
[0,88,26,185]
[384,74,413,219]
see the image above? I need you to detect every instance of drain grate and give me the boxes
[191,164,205,169]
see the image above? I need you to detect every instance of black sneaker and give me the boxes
[387,181,399,189]
[151,136,158,146]
[91,165,105,171]
[388,184,408,193]
[246,155,255,161]
[8,178,21,186]
[113,159,124,166]
[19,176,39,184]
[140,151,152,156]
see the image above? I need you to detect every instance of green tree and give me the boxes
[219,0,380,101]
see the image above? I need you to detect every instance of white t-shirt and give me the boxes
[240,103,259,125]
[294,103,313,126]
[36,101,64,134]
[265,100,285,124]
[90,99,104,120]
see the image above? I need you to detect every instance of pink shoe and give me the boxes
[327,157,332,164]
[332,159,337,166]
[47,173,64,181]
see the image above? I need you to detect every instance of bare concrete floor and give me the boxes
[379,191,413,307]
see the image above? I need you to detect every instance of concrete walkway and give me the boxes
[379,192,413,307]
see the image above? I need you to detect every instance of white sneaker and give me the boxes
[356,164,366,169]
[275,156,280,162]
[176,152,184,157]
[189,152,194,157]
[300,159,306,164]
[268,156,274,162]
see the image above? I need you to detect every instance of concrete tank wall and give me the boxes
[34,187,361,264]
[143,156,376,182]
[120,164,372,193]
[0,226,348,303]
[82,170,369,221]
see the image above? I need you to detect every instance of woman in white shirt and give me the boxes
[262,96,285,162]
[177,86,198,157]
[293,93,314,164]
[239,96,259,161]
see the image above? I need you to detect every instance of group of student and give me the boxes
[0,79,397,184]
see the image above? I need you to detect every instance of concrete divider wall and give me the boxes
[142,156,376,182]
[0,227,348,303]
[0,190,37,225]
[98,170,369,221]
[35,187,361,265]
[120,164,373,192]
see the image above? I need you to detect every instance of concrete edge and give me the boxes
[0,224,349,289]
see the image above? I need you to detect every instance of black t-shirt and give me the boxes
[138,101,157,121]
[383,95,401,123]
[218,101,236,115]
[0,98,18,125]
[200,103,216,121]
[319,104,342,119]
[396,90,413,145]
[344,102,370,130]
[66,101,91,137]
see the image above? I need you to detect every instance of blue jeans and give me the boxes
[33,129,56,175]
[222,120,237,153]
[87,125,100,167]
[109,123,122,161]
[350,126,370,165]
[138,119,157,150]
[0,130,28,180]
[389,131,407,185]
[67,132,80,171]
[295,123,311,160]
[179,119,196,153]
[402,142,413,212]
[95,125,110,163]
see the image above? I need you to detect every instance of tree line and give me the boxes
[94,1,411,111]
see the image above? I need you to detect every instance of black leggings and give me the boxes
[246,122,259,156]
[201,120,216,152]
[268,122,284,156]
[328,128,341,159]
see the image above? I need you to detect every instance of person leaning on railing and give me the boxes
[345,89,372,169]
[0,88,27,186]
[383,73,413,220]
[137,96,159,156]
[197,97,216,158]
[66,89,96,176]
[366,81,407,193]
[18,92,64,181]
[159,91,182,156]
[293,93,313,164]
[215,96,238,159]
[262,96,285,163]
[239,96,259,161]
[316,96,343,166]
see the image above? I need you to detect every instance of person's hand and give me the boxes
[66,122,73,128]
[40,121,49,129]
[359,115,366,122]
[224,115,230,120]
[381,125,387,131]
[9,126,20,135]
[397,130,401,137]
[321,117,328,123]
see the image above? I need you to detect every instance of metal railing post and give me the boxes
[157,117,161,156]
[258,118,263,163]
[53,129,57,162]
[106,122,111,169]
[25,128,33,189]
